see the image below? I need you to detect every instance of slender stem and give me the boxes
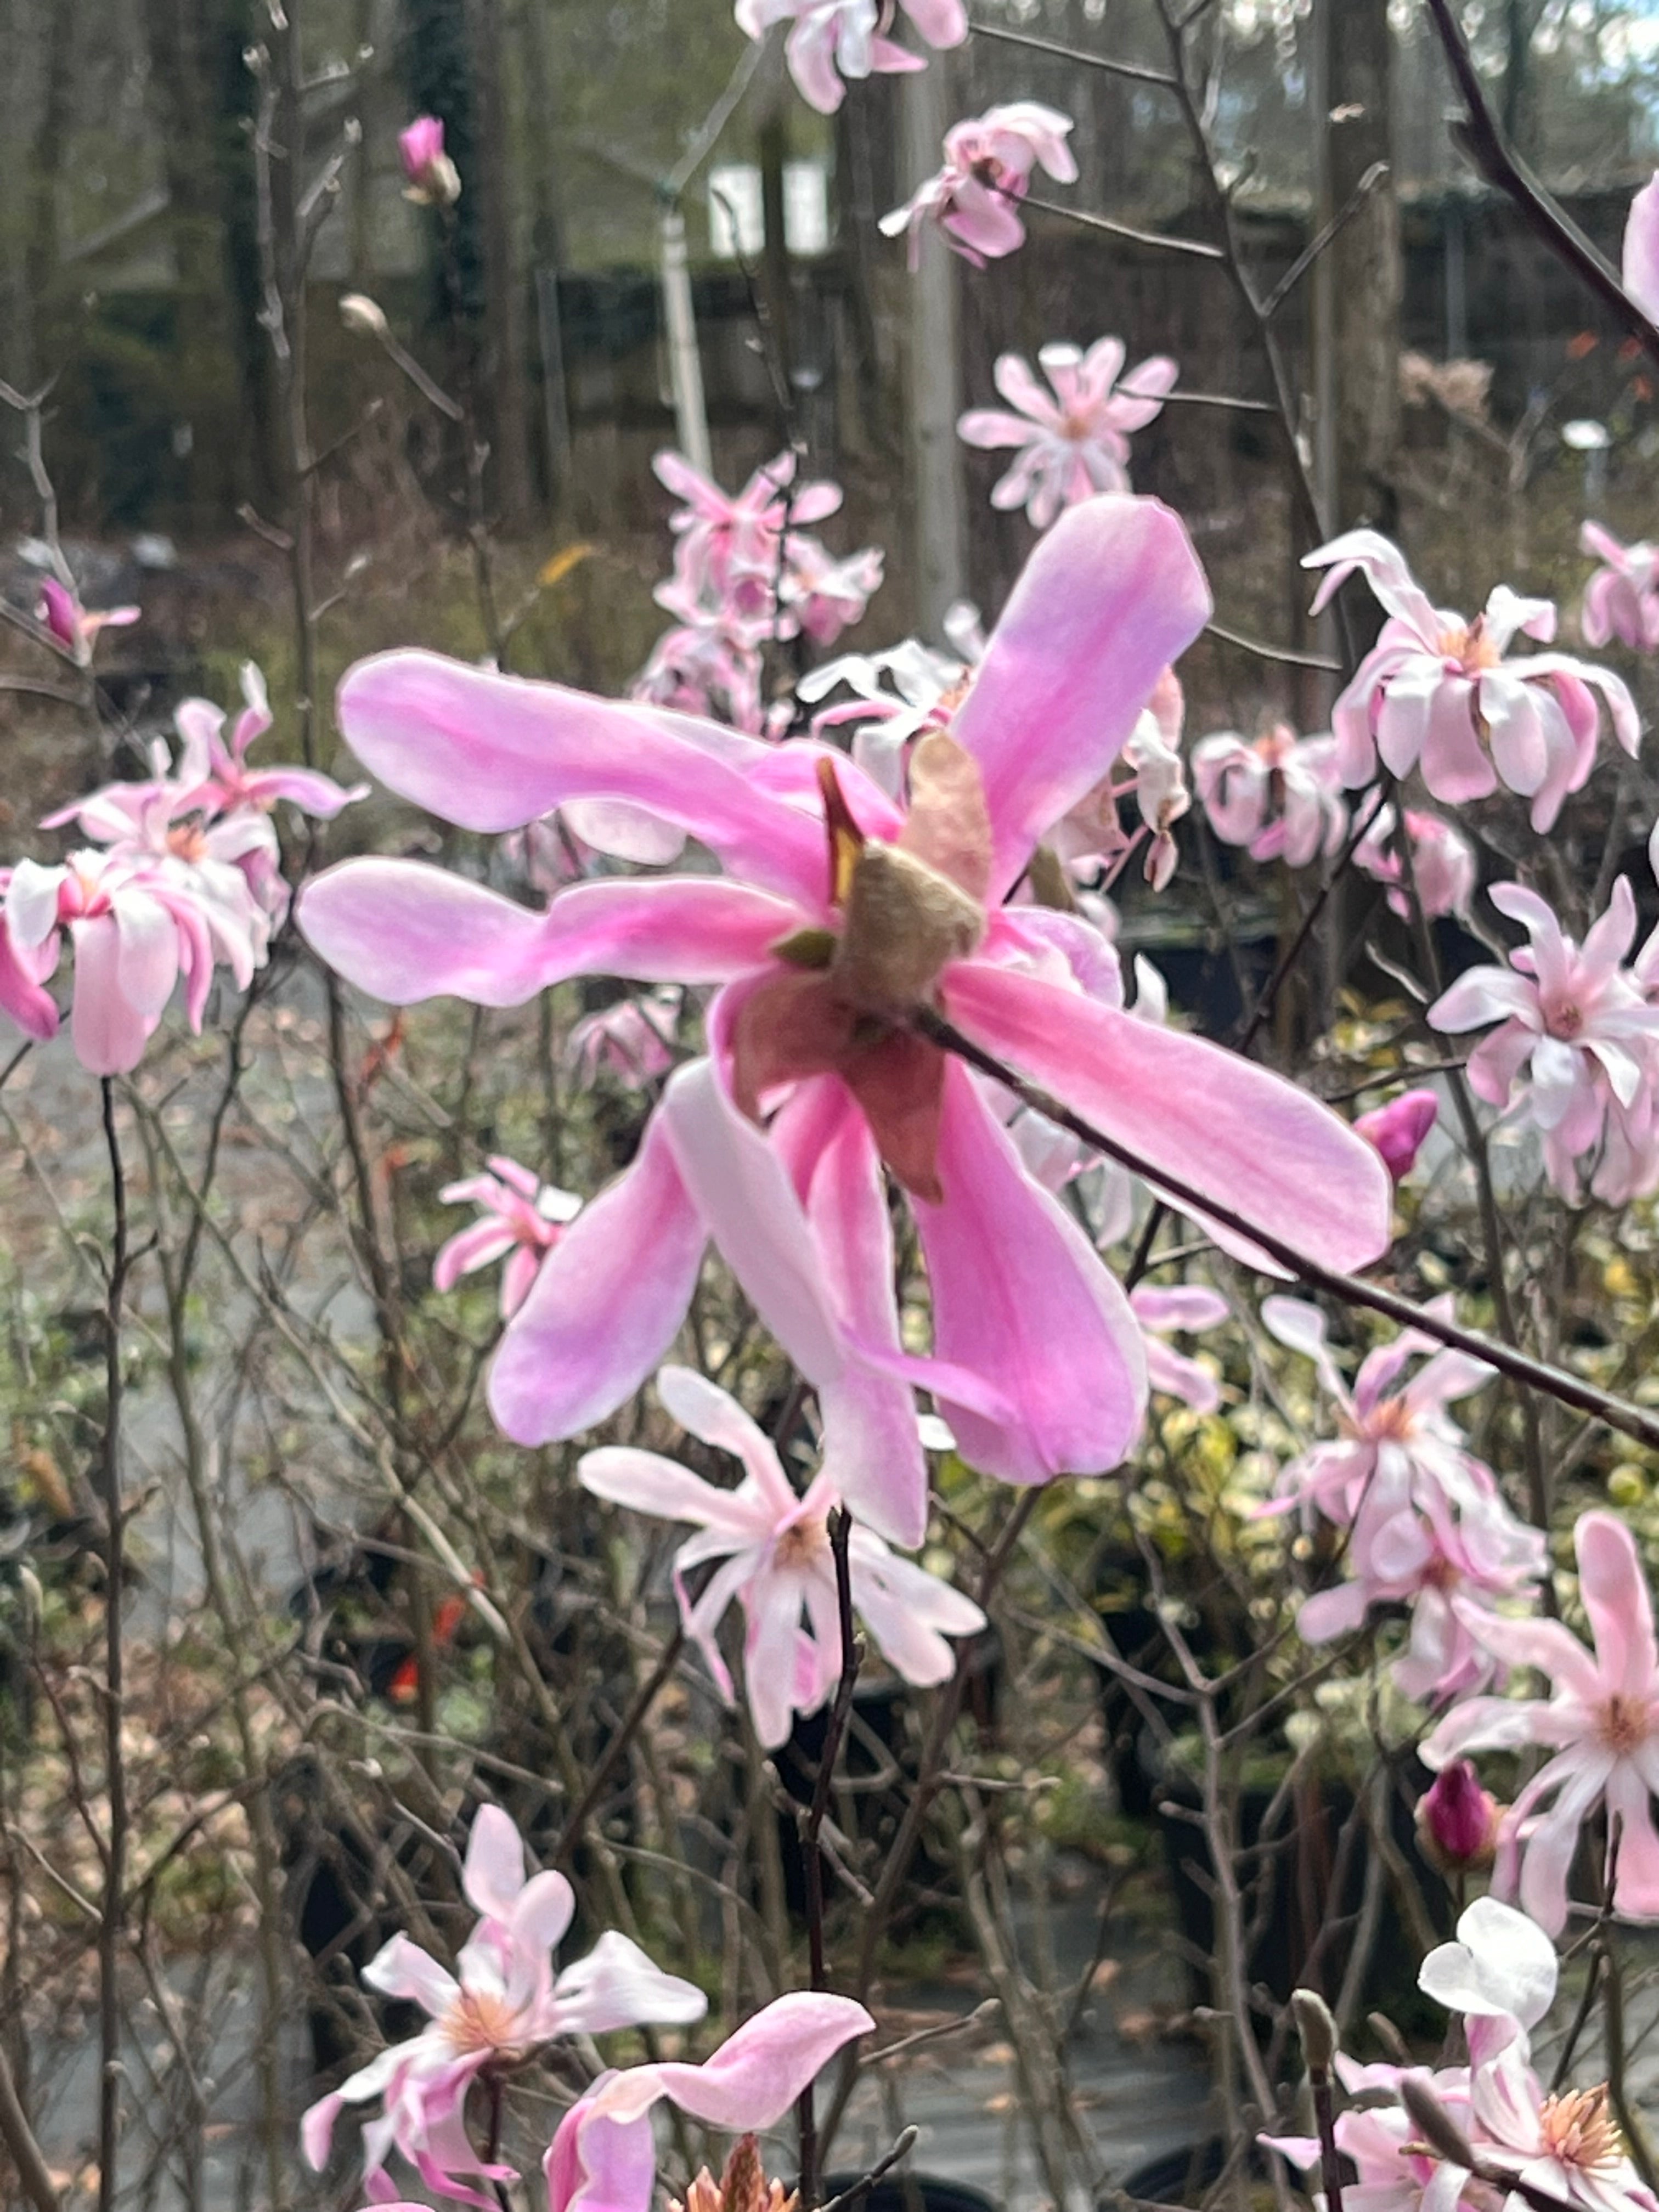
[1421,0,1659,374]
[910,1008,1659,1454]
[554,1625,687,1861]
[0,2040,59,2212]
[967,18,1177,85]
[97,1078,132,2212]
[1310,2069,1345,2212]
[798,1511,859,2206]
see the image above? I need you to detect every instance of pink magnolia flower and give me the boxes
[1305,531,1639,831]
[1623,172,1659,323]
[1046,668,1189,894]
[1425,1510,1659,1936]
[1261,1295,1543,1700]
[434,1155,583,1318]
[1130,1283,1227,1414]
[1355,1087,1440,1183]
[880,103,1077,269]
[778,535,884,646]
[653,449,841,607]
[1581,522,1659,653]
[799,620,980,799]
[303,1804,706,2207]
[1355,804,1476,923]
[734,0,965,115]
[578,1364,984,1748]
[399,115,461,205]
[632,623,764,732]
[1427,878,1659,1205]
[545,1994,872,2212]
[297,496,1391,1542]
[1417,1759,1500,1872]
[5,849,264,1074]
[566,988,681,1087]
[37,577,139,664]
[1191,722,1346,869]
[177,663,366,822]
[958,340,1178,528]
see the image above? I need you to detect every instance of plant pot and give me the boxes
[820,2172,1001,2212]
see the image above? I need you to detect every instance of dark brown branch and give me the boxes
[97,1079,132,2212]
[0,2040,59,2212]
[968,18,1176,86]
[1261,161,1389,320]
[1422,0,1659,373]
[554,1625,687,1861]
[798,1509,860,2205]
[1024,194,1224,261]
[911,1007,1659,1455]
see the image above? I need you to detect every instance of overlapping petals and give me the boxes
[958,339,1178,528]
[1192,722,1346,869]
[1305,530,1639,831]
[733,0,964,114]
[433,1155,583,1318]
[881,103,1077,268]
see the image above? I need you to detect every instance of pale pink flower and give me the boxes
[37,577,139,665]
[303,1805,706,2205]
[631,623,765,734]
[5,849,264,1074]
[566,988,681,1087]
[1355,1087,1440,1183]
[1305,531,1639,831]
[734,0,964,114]
[778,535,884,646]
[1191,722,1346,869]
[579,1364,984,1748]
[958,340,1177,528]
[1045,668,1189,893]
[880,103,1077,269]
[1623,172,1659,323]
[298,496,1390,1542]
[1130,1283,1227,1414]
[1427,878,1659,1205]
[1581,521,1659,653]
[653,449,840,607]
[399,115,461,205]
[1355,804,1476,923]
[799,619,979,798]
[1425,1510,1659,1936]
[1261,1295,1544,1700]
[433,1155,582,1318]
[1474,2045,1658,2212]
[177,663,366,822]
[545,1994,872,2212]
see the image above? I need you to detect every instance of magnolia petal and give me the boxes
[461,1802,528,1922]
[1577,1509,1658,1701]
[488,1111,706,1443]
[550,1931,707,2035]
[952,496,1211,900]
[945,961,1392,1274]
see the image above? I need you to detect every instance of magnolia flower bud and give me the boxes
[1416,1760,1500,1874]
[1290,1987,1338,2075]
[1401,2076,1477,2169]
[399,115,461,206]
[1355,1088,1438,1183]
[339,292,389,339]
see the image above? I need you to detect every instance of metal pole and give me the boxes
[659,200,713,476]
[900,60,966,634]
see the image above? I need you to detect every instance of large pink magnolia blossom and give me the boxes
[1623,172,1659,323]
[1581,522,1659,653]
[302,1805,706,2205]
[297,496,1390,1542]
[1428,878,1659,1205]
[37,577,139,665]
[578,1364,984,1748]
[1191,722,1346,869]
[958,340,1178,529]
[1305,531,1638,831]
[545,1994,872,2212]
[734,0,965,115]
[1425,1510,1659,1936]
[1260,1296,1544,1701]
[881,103,1077,268]
[433,1155,583,1318]
[1354,803,1476,923]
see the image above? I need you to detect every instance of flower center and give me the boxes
[1439,617,1501,675]
[1599,1695,1651,1756]
[1361,1397,1415,1443]
[1539,2086,1623,2172]
[441,1987,521,2055]
[1548,1000,1584,1040]
[774,1517,830,1570]
[167,822,208,863]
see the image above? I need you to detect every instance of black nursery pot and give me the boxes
[820,2174,1001,2212]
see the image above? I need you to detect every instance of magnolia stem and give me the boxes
[798,1511,859,2205]
[97,1079,132,2212]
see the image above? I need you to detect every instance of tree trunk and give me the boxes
[466,0,533,525]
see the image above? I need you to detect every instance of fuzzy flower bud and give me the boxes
[1416,1760,1500,1874]
[1290,1987,1338,2075]
[339,292,390,339]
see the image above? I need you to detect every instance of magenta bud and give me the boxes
[399,115,460,206]
[38,577,79,652]
[1355,1088,1438,1184]
[1417,1760,1499,1873]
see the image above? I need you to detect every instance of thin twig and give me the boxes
[97,1079,133,2212]
[968,18,1177,87]
[798,1510,860,2206]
